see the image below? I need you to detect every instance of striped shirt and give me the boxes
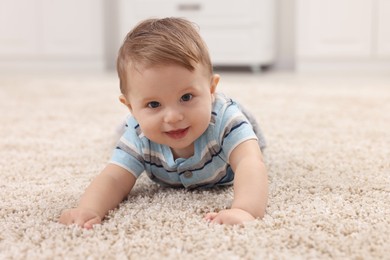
[110,93,265,189]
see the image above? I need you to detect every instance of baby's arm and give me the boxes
[59,163,136,229]
[204,139,268,225]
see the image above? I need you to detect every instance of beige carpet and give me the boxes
[0,71,389,259]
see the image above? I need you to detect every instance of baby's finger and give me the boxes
[204,212,218,221]
[84,217,101,229]
[74,218,87,228]
[59,210,72,225]
[211,215,223,225]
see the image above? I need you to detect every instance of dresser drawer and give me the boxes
[118,0,275,69]
[131,0,255,26]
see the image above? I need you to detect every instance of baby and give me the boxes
[59,17,268,228]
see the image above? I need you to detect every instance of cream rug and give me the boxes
[0,71,389,259]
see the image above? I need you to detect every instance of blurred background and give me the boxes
[0,0,389,73]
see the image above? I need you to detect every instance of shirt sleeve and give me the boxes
[217,99,258,160]
[109,117,145,178]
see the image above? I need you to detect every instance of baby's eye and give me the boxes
[147,101,160,108]
[181,93,193,102]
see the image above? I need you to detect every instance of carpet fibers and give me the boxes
[0,72,389,259]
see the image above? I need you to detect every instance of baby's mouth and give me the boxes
[165,127,189,139]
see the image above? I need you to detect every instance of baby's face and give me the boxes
[121,64,219,158]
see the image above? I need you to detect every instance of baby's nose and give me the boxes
[163,108,184,123]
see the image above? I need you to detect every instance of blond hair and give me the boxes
[117,17,213,94]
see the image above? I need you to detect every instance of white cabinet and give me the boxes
[296,0,372,58]
[118,0,275,71]
[296,0,390,71]
[40,0,103,57]
[0,0,104,70]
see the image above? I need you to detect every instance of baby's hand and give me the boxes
[204,208,255,225]
[59,208,102,229]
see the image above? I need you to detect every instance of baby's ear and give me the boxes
[119,95,132,112]
[210,74,220,94]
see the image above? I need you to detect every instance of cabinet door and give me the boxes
[376,0,390,56]
[297,0,373,58]
[0,0,39,56]
[118,0,275,66]
[41,0,103,57]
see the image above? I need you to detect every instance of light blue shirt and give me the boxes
[110,94,264,189]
